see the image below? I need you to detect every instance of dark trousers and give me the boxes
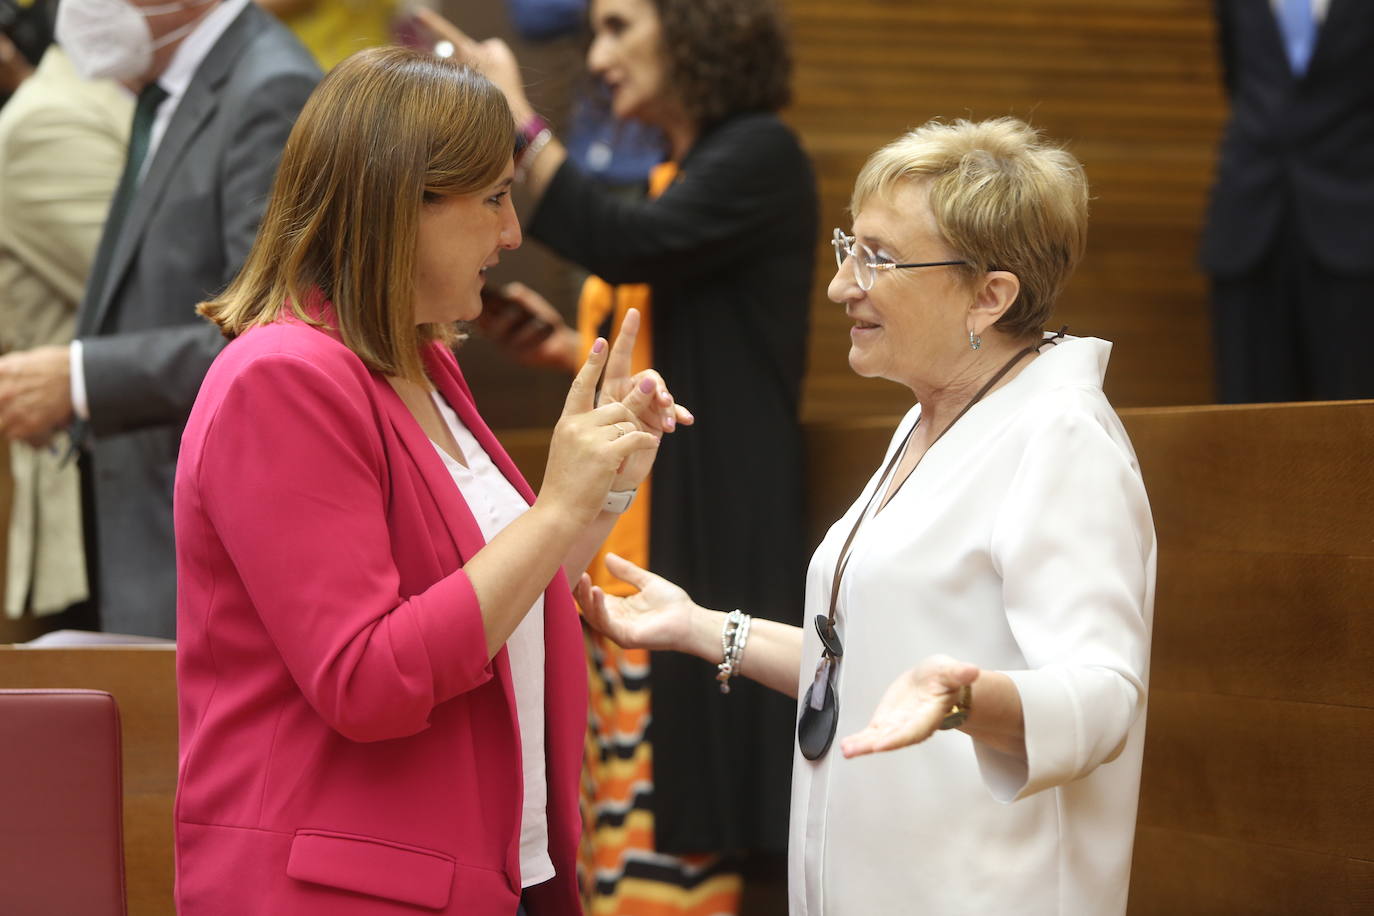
[1211,218,1374,403]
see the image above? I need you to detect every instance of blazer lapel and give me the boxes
[81,5,265,336]
[373,373,489,567]
[1307,0,1350,73]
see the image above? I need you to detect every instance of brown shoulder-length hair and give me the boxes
[199,47,515,384]
[651,0,792,126]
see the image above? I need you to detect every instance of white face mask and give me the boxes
[56,0,209,83]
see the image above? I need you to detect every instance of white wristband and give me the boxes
[602,488,636,514]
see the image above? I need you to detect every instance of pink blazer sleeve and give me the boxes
[193,349,494,742]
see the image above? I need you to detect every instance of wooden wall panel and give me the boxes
[1137,691,1374,860]
[783,0,1226,421]
[1121,401,1374,554]
[1119,400,1374,913]
[1132,827,1374,916]
[1151,551,1374,706]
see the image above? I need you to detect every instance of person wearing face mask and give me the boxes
[420,1,814,913]
[0,0,319,638]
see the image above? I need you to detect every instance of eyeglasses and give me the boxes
[831,228,968,291]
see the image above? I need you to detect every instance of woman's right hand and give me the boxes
[538,338,659,524]
[576,553,699,653]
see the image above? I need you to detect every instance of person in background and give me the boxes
[1201,0,1374,401]
[174,47,687,914]
[254,0,396,71]
[0,9,130,626]
[581,118,1156,915]
[420,1,815,912]
[504,0,664,188]
[0,0,319,638]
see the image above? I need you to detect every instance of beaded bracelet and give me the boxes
[715,610,752,694]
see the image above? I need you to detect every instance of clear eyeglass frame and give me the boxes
[831,227,969,291]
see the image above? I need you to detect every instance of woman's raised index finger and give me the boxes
[564,337,608,415]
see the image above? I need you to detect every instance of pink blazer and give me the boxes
[173,311,587,915]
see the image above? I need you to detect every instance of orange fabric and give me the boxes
[574,162,745,915]
[576,162,678,598]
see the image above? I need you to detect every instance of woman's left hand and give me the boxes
[412,9,536,123]
[599,309,693,491]
[839,655,981,758]
[576,553,699,653]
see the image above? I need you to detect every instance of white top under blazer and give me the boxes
[430,391,554,889]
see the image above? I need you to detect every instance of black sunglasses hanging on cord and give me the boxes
[797,329,1066,761]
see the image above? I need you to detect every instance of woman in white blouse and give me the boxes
[580,117,1156,915]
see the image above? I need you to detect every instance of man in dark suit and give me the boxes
[0,0,319,637]
[1201,0,1374,403]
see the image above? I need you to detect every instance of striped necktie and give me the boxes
[68,82,169,460]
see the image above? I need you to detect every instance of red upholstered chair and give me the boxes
[0,688,127,916]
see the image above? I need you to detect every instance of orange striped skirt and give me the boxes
[577,629,742,915]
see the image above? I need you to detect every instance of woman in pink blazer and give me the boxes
[173,48,686,915]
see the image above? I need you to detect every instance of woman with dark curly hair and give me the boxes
[420,1,815,912]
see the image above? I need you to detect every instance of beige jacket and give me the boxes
[0,47,130,617]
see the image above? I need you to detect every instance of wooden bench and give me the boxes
[1122,401,1374,913]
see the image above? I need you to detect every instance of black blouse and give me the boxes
[531,111,818,855]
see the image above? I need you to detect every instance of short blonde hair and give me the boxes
[851,117,1088,338]
[200,47,515,383]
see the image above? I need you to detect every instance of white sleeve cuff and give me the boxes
[69,340,90,422]
[976,665,1142,804]
[973,738,1030,804]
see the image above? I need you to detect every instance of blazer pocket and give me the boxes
[286,829,461,910]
